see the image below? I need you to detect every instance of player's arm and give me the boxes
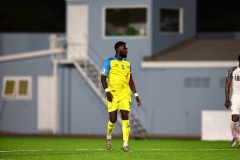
[129,73,141,107]
[101,75,113,102]
[225,78,231,109]
[101,59,113,102]
[101,75,108,90]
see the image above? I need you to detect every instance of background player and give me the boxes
[101,41,141,152]
[225,54,240,147]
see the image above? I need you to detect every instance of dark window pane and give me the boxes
[105,8,147,36]
[4,80,15,95]
[160,8,179,32]
[19,80,28,95]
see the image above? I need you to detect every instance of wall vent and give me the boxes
[184,77,210,88]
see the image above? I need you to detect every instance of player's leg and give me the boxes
[230,96,239,147]
[119,97,131,152]
[120,110,131,152]
[230,95,240,147]
[231,114,239,147]
[106,110,117,150]
[105,99,118,150]
[107,110,118,139]
[238,115,240,146]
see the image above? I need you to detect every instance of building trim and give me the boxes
[141,61,237,68]
[0,49,65,63]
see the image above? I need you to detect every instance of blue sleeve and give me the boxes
[101,59,110,76]
[130,64,132,72]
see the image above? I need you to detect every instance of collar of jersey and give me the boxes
[113,56,126,62]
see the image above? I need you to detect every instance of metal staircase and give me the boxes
[52,34,147,137]
[73,59,147,137]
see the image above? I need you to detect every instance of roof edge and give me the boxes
[141,61,237,68]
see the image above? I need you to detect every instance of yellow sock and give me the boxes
[122,120,130,143]
[107,121,116,135]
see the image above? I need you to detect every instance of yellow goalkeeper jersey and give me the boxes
[101,56,131,99]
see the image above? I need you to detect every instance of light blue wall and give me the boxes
[65,0,153,134]
[0,33,51,55]
[86,0,153,65]
[58,65,123,134]
[0,47,232,135]
[152,0,197,54]
[0,33,52,133]
[61,0,231,134]
[0,56,54,133]
[0,33,63,133]
[139,68,229,134]
[0,0,232,136]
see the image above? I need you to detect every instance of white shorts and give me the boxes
[231,94,240,115]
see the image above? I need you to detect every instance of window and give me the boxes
[160,8,183,33]
[4,80,15,97]
[104,6,148,37]
[2,76,32,100]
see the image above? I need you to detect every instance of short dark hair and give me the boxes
[238,54,240,61]
[114,41,126,51]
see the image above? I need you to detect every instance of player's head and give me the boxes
[114,41,126,51]
[114,41,128,58]
[238,54,240,62]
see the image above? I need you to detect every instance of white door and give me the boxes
[67,4,89,60]
[38,76,57,133]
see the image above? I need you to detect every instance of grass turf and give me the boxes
[0,137,239,160]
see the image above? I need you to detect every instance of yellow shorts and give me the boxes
[106,96,131,113]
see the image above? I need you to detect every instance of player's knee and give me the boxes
[121,114,129,120]
[232,115,239,122]
[120,110,129,120]
[110,118,117,123]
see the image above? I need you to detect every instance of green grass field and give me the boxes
[0,137,239,160]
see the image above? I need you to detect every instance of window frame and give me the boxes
[2,76,32,100]
[102,5,149,39]
[159,7,184,34]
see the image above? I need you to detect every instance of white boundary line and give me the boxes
[77,149,104,151]
[77,148,238,151]
[0,149,52,153]
[1,148,238,153]
[138,148,237,151]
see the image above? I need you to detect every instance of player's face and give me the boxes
[119,45,128,58]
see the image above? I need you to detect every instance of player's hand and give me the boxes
[135,96,141,107]
[224,100,231,109]
[106,92,113,102]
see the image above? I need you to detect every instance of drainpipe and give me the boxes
[53,59,59,134]
[50,34,59,134]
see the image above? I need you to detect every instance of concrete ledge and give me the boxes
[141,61,236,68]
[0,131,200,140]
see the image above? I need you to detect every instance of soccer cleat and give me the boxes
[105,139,111,150]
[231,138,238,148]
[122,146,131,152]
